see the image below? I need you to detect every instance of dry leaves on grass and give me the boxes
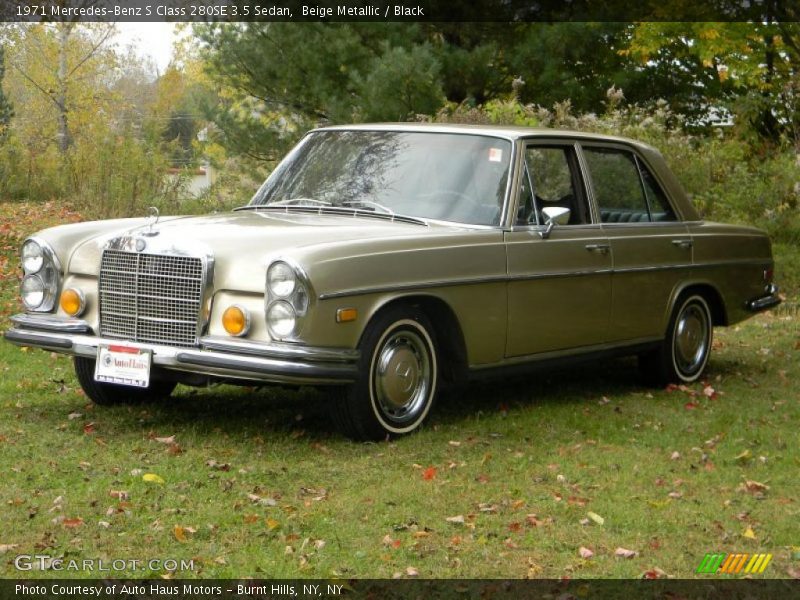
[142,473,165,485]
[422,466,437,481]
[579,547,594,559]
[615,547,638,558]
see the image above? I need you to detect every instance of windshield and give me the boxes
[249,130,512,226]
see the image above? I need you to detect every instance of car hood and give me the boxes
[64,210,471,292]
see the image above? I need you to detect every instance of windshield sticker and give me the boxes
[488,148,503,162]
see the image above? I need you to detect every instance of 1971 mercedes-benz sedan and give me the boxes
[4,124,781,439]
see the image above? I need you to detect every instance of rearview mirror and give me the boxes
[540,206,571,239]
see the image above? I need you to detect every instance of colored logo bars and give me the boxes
[696,553,773,574]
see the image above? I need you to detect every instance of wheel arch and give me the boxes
[668,281,728,329]
[358,294,468,386]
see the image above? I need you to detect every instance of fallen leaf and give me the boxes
[405,566,419,577]
[735,449,752,462]
[142,473,165,484]
[174,525,187,542]
[412,531,430,539]
[684,402,698,410]
[98,521,110,529]
[668,492,683,499]
[743,527,756,539]
[154,435,175,444]
[83,422,96,434]
[243,514,259,524]
[109,490,129,500]
[0,544,19,554]
[643,567,668,579]
[67,412,82,420]
[448,440,461,447]
[446,515,465,524]
[266,518,280,530]
[670,451,681,460]
[63,518,83,528]
[587,511,605,525]
[615,547,637,558]
[743,480,769,493]
[422,466,437,481]
[579,546,594,559]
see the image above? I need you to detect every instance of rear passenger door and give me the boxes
[580,144,692,342]
[505,142,612,357]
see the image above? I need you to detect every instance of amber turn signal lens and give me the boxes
[59,288,85,317]
[336,307,358,323]
[222,305,250,337]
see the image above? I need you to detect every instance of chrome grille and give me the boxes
[99,250,204,347]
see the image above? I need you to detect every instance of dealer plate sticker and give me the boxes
[94,345,151,388]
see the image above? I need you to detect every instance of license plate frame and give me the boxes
[94,344,152,388]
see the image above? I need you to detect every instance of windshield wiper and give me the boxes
[269,197,331,207]
[340,199,395,215]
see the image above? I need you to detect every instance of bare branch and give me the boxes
[67,24,115,79]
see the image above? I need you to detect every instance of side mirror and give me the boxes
[539,206,571,239]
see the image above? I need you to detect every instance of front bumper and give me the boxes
[4,314,359,385]
[746,283,782,312]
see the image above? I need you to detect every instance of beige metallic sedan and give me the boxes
[4,124,780,439]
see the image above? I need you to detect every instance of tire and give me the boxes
[73,356,177,406]
[639,294,713,386]
[330,305,438,441]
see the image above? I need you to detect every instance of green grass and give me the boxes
[0,202,798,579]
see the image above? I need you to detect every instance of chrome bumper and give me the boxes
[4,314,359,385]
[746,283,782,312]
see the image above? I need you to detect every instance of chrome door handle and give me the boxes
[672,239,693,249]
[585,243,610,255]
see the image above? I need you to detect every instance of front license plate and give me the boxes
[94,345,151,388]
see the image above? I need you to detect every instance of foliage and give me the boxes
[0,24,219,217]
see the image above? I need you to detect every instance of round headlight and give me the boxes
[60,288,86,317]
[22,240,44,274]
[267,262,296,297]
[21,274,45,309]
[267,301,296,338]
[222,305,250,337]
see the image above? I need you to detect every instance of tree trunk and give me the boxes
[56,24,72,153]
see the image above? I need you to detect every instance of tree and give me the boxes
[5,23,115,153]
[0,45,13,137]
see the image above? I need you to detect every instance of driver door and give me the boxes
[504,142,612,358]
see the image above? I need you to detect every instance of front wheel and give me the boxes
[640,294,713,385]
[74,356,177,405]
[330,306,438,441]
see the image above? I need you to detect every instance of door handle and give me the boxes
[672,239,693,249]
[585,243,610,255]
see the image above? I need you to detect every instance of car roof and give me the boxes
[314,122,654,151]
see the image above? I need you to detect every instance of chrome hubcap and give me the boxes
[674,303,709,375]
[374,330,431,424]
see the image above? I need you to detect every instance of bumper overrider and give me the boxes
[4,314,359,386]
[746,283,782,312]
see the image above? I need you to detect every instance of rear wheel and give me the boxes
[640,294,713,385]
[74,356,177,405]
[330,305,438,441]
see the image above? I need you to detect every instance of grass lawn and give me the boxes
[0,201,797,579]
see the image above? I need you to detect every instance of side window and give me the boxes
[583,147,651,223]
[518,145,588,225]
[639,162,676,222]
